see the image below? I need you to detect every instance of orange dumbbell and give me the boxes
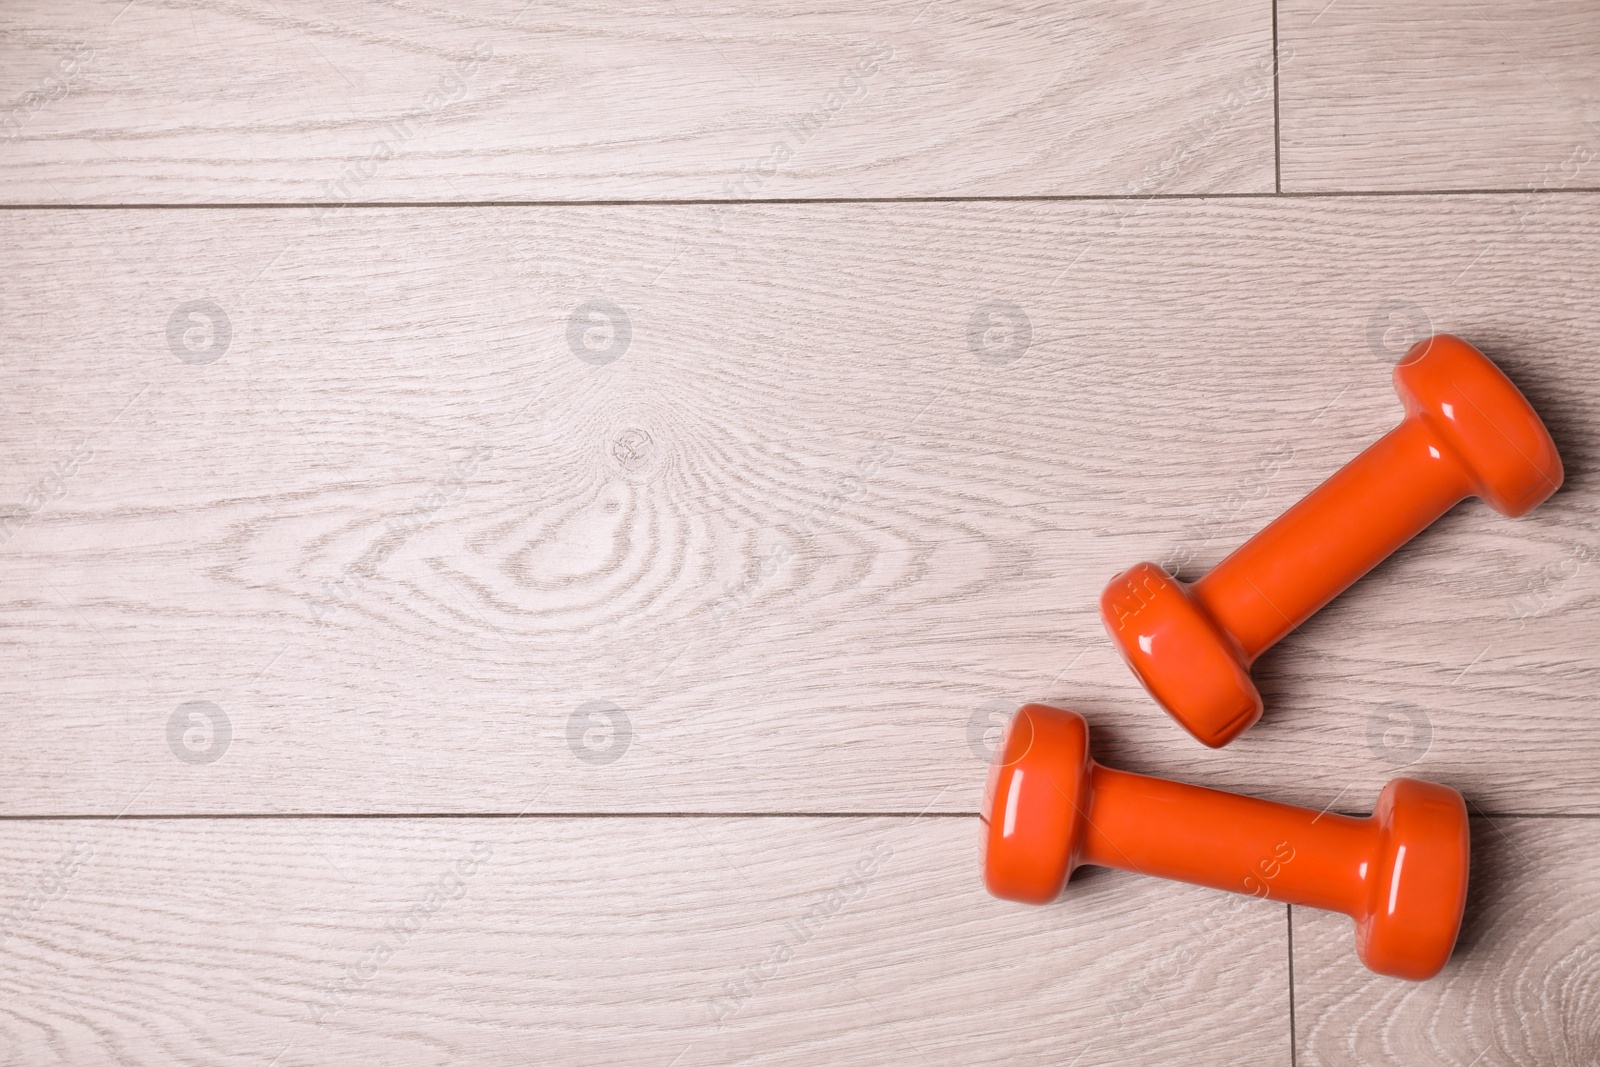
[1101,334,1562,747]
[982,704,1468,980]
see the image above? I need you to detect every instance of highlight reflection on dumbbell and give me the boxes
[1101,334,1563,747]
[981,704,1469,981]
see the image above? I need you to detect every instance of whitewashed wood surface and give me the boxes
[1280,0,1600,192]
[0,816,1293,1065]
[1294,818,1600,1066]
[2,195,1597,817]
[0,0,1274,203]
[5,3,1600,1064]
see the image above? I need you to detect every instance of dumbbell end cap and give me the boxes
[1395,335,1563,517]
[1355,778,1470,981]
[1100,563,1262,748]
[981,704,1092,904]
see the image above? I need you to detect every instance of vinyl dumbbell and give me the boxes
[982,704,1469,980]
[1100,334,1562,747]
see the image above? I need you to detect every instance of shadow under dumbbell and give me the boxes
[1065,863,1116,888]
[1247,634,1314,731]
[1474,337,1589,486]
[1074,697,1138,763]
[1449,808,1519,960]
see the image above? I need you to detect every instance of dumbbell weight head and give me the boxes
[1393,334,1563,516]
[980,703,1091,905]
[1099,562,1260,749]
[1357,776,1470,981]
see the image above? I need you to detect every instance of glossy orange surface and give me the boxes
[981,705,1469,981]
[1101,335,1563,747]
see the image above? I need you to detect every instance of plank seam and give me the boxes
[0,811,981,821]
[1286,903,1297,1067]
[0,812,1592,822]
[5,188,1600,210]
[1272,0,1282,194]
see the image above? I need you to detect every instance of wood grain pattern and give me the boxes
[5,5,1597,1061]
[0,0,1274,203]
[1279,0,1600,192]
[1294,817,1600,1066]
[0,815,1291,1065]
[2,195,1598,816]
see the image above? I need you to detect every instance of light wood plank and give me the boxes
[1293,817,1600,1066]
[0,815,1291,1065]
[0,0,1274,203]
[2,195,1598,815]
[1280,0,1600,192]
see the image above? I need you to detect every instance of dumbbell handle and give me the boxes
[1084,764,1372,916]
[1193,416,1470,662]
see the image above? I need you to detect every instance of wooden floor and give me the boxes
[2,2,1597,1064]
